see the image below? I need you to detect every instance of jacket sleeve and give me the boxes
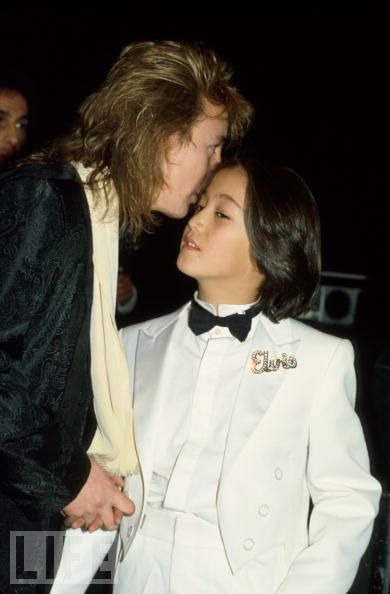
[0,173,93,521]
[276,339,381,594]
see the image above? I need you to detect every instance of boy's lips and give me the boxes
[182,236,200,250]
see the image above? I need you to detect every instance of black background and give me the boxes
[2,5,389,332]
[2,7,389,590]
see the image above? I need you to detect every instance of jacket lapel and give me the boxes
[133,306,189,487]
[220,314,302,480]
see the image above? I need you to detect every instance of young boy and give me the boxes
[117,158,380,594]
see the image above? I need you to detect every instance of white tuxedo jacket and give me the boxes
[119,302,380,594]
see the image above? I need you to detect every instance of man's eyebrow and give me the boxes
[0,110,28,120]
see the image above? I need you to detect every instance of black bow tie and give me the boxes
[188,299,260,342]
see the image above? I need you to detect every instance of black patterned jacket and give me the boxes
[0,163,95,593]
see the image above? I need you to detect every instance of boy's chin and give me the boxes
[176,258,198,281]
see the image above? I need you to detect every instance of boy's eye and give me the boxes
[216,211,229,219]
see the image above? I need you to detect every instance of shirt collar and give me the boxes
[193,291,261,340]
[194,291,258,317]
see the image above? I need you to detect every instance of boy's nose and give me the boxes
[188,211,204,230]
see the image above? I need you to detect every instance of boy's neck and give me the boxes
[197,284,259,309]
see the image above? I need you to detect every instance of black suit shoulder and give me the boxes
[0,161,80,183]
[0,161,95,593]
[0,162,87,236]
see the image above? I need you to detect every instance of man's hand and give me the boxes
[117,271,134,304]
[62,457,134,531]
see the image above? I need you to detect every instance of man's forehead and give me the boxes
[0,90,29,117]
[201,99,228,121]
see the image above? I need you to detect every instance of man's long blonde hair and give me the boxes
[34,41,253,236]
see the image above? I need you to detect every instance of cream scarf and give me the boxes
[74,162,138,475]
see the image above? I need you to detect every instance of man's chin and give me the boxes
[152,208,186,220]
[156,204,191,219]
[171,209,188,219]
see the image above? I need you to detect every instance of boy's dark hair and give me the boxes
[216,158,321,322]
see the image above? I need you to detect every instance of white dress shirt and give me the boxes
[148,293,260,524]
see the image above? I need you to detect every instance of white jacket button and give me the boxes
[258,504,270,517]
[243,538,255,551]
[274,468,283,480]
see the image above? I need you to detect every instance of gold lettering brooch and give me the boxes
[251,350,297,374]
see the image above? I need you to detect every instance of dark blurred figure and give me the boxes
[115,218,197,329]
[117,268,137,314]
[114,235,138,329]
[368,347,390,594]
[0,77,30,171]
[116,265,138,328]
[371,347,390,487]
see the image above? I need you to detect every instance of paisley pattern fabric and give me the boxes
[0,164,95,593]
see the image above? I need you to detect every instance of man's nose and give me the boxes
[4,125,19,147]
[210,146,222,167]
